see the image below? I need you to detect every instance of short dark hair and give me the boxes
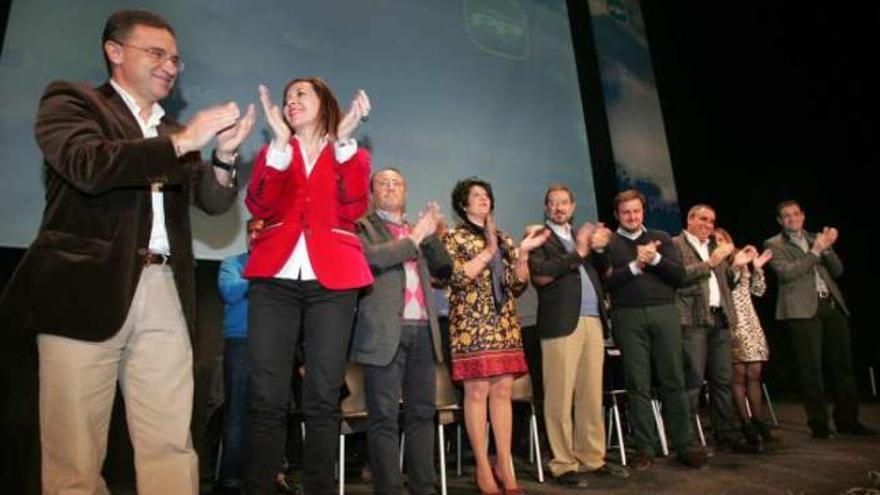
[544,183,575,205]
[613,189,646,213]
[370,167,404,193]
[776,199,802,217]
[451,177,494,220]
[282,77,342,139]
[101,10,175,75]
[687,203,715,218]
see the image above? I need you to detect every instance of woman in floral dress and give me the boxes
[443,177,548,494]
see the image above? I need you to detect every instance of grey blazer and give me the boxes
[672,232,738,329]
[351,211,453,366]
[764,231,848,319]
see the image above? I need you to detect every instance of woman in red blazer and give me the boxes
[243,77,373,494]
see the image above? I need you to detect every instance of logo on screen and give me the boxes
[464,0,529,60]
[606,0,631,24]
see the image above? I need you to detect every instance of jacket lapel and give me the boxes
[368,211,395,243]
[97,83,145,140]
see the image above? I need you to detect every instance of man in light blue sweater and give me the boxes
[216,218,262,493]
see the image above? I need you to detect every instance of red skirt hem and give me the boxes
[451,349,528,381]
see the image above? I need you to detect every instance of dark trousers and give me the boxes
[364,324,437,495]
[681,312,739,442]
[612,303,694,456]
[244,279,357,495]
[219,337,249,487]
[786,297,860,432]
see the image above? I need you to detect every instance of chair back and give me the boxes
[511,373,534,402]
[340,362,368,418]
[435,362,460,409]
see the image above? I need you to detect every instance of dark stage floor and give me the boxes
[105,401,880,495]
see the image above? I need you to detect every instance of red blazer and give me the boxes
[243,140,373,290]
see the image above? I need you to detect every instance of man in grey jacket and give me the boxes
[765,200,876,438]
[673,204,760,452]
[351,168,452,494]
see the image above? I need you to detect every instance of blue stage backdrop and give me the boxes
[588,0,681,231]
[0,0,597,259]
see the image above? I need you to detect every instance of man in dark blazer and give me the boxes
[673,204,759,452]
[765,200,876,438]
[0,10,254,494]
[351,168,452,495]
[528,184,627,488]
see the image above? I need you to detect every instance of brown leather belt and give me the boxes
[144,252,171,265]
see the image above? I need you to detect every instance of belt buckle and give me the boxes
[818,291,830,300]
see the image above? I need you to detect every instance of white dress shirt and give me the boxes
[110,79,170,255]
[683,230,721,307]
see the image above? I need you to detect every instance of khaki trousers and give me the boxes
[38,265,198,495]
[541,316,606,476]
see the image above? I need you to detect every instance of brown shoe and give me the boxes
[676,445,709,469]
[629,451,654,471]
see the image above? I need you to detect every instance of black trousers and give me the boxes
[244,278,357,495]
[786,296,860,432]
[364,324,437,495]
[681,311,739,442]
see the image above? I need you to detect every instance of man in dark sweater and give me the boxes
[603,190,708,470]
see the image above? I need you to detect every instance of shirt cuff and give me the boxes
[629,261,643,275]
[649,253,662,266]
[266,143,293,171]
[335,138,358,163]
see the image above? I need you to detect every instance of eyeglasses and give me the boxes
[375,179,404,189]
[112,40,185,72]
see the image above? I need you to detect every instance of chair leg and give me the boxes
[869,366,877,397]
[400,433,406,471]
[762,383,778,426]
[695,414,706,447]
[606,405,614,447]
[745,397,753,418]
[530,403,544,483]
[438,424,448,495]
[528,418,535,464]
[214,438,223,482]
[456,423,462,477]
[338,434,346,495]
[612,401,626,466]
[651,399,669,456]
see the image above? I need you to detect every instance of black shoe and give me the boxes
[718,435,763,454]
[752,418,776,443]
[676,446,709,469]
[553,471,589,489]
[837,423,879,436]
[629,451,654,471]
[587,463,630,479]
[811,426,836,439]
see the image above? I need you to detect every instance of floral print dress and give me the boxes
[442,224,529,381]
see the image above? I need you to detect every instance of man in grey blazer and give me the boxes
[351,168,452,494]
[673,205,760,452]
[765,200,876,438]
